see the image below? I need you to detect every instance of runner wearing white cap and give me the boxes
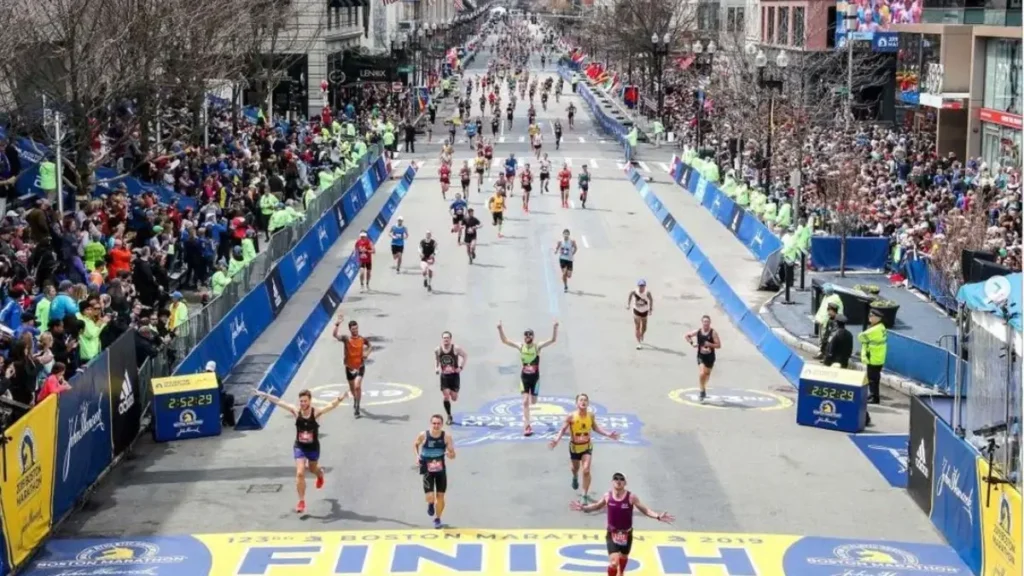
[626,280,653,350]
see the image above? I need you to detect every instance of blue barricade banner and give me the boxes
[810,236,889,271]
[53,354,113,522]
[174,157,389,381]
[930,420,982,574]
[237,163,420,430]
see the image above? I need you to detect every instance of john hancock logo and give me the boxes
[35,540,187,570]
[937,457,975,524]
[813,400,841,427]
[174,409,204,438]
[452,396,647,447]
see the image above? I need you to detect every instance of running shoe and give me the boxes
[446,415,454,426]
[523,425,533,437]
[571,475,579,491]
[315,474,325,490]
[699,390,707,402]
[433,518,443,529]
[296,500,306,513]
[427,502,435,517]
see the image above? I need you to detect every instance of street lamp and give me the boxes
[843,2,859,126]
[651,32,671,122]
[755,49,788,195]
[692,40,716,149]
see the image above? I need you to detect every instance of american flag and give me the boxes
[453,0,465,10]
[382,0,400,4]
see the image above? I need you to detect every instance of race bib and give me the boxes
[611,530,629,545]
[297,431,314,444]
[572,433,590,444]
[427,459,444,472]
[442,365,456,374]
[523,365,538,374]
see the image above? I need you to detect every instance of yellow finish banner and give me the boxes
[976,458,1022,576]
[1,396,57,567]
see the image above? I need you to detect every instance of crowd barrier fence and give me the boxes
[237,163,420,429]
[557,65,628,147]
[0,150,390,576]
[671,157,966,393]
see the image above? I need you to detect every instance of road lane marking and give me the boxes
[581,235,590,248]
[590,159,599,169]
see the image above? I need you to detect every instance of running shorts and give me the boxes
[422,470,448,493]
[540,172,549,180]
[345,366,366,381]
[605,529,634,556]
[633,309,648,319]
[698,353,716,369]
[464,234,477,244]
[359,260,372,271]
[559,259,573,272]
[569,447,592,461]
[492,212,504,225]
[476,167,485,174]
[522,184,532,192]
[293,445,320,462]
[452,214,465,225]
[391,245,404,255]
[440,374,461,393]
[461,178,471,186]
[560,182,569,191]
[440,178,450,185]
[520,373,540,396]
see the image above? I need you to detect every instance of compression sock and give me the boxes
[607,565,618,576]
[443,400,452,417]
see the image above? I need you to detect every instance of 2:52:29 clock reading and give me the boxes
[809,386,855,402]
[166,394,215,410]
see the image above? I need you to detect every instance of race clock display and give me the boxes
[795,364,868,433]
[152,373,222,443]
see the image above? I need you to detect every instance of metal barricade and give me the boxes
[166,144,383,370]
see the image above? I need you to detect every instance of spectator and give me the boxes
[36,362,71,403]
[76,298,108,363]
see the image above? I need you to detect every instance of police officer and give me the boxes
[824,315,853,369]
[818,302,840,359]
[858,308,887,404]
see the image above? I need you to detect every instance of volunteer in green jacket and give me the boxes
[77,300,108,363]
[210,261,232,297]
[259,191,278,237]
[858,308,887,405]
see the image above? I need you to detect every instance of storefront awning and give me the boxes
[918,92,969,111]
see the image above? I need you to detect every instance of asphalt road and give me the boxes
[25,39,968,576]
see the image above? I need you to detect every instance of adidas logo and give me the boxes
[118,370,135,415]
[914,439,929,478]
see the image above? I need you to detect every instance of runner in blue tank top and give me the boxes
[390,216,408,272]
[570,472,675,576]
[414,414,456,529]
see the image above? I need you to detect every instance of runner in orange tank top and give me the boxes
[332,312,372,418]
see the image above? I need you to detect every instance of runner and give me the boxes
[549,393,621,503]
[420,231,438,292]
[450,193,468,244]
[487,189,506,238]
[685,315,721,402]
[554,229,578,293]
[459,161,472,196]
[390,217,408,273]
[252,388,349,513]
[474,153,487,192]
[569,473,675,576]
[355,231,374,291]
[554,120,562,150]
[626,280,653,349]
[484,140,495,177]
[413,414,457,529]
[567,102,576,129]
[497,320,559,436]
[520,163,533,212]
[558,163,572,209]
[504,153,518,196]
[539,154,551,193]
[532,131,543,159]
[463,208,481,264]
[439,161,452,200]
[434,331,468,424]
[578,164,591,209]
[332,312,371,418]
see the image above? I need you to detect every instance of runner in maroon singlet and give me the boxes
[570,472,675,576]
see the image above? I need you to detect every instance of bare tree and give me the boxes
[819,155,860,276]
[929,202,992,301]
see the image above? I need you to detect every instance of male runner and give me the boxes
[685,315,721,402]
[626,280,653,349]
[578,164,592,209]
[420,231,438,292]
[558,163,572,208]
[435,331,468,424]
[520,163,533,212]
[569,473,675,576]
[474,153,487,191]
[539,154,551,193]
[413,414,457,529]
[251,388,347,513]
[463,208,481,264]
[549,393,620,503]
[504,153,518,195]
[450,193,468,244]
[332,312,370,418]
[554,120,562,150]
[567,103,576,128]
[497,320,559,436]
[390,217,409,272]
[483,140,494,177]
[355,231,374,291]
[487,189,506,238]
[554,229,578,293]
[439,161,452,200]
[459,161,472,196]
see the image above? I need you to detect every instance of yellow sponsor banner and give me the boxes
[151,373,218,396]
[976,458,1022,576]
[0,395,57,566]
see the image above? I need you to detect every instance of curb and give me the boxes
[760,289,940,398]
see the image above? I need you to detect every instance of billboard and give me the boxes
[835,0,921,46]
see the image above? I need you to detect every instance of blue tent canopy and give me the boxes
[956,273,1022,334]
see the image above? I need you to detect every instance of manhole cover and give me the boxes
[247,484,283,494]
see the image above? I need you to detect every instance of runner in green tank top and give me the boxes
[497,320,559,436]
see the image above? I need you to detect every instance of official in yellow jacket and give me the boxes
[858,308,887,404]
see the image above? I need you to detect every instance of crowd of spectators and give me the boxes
[0,86,403,425]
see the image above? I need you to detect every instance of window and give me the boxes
[778,7,789,45]
[983,39,1022,115]
[699,2,721,31]
[767,7,775,44]
[727,7,736,32]
[736,7,745,34]
[793,7,805,47]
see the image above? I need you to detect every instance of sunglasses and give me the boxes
[612,475,626,482]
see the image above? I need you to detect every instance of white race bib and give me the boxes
[427,460,444,472]
[611,530,629,545]
[523,365,538,374]
[298,431,314,444]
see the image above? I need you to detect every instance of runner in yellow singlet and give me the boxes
[487,190,506,238]
[549,393,620,503]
